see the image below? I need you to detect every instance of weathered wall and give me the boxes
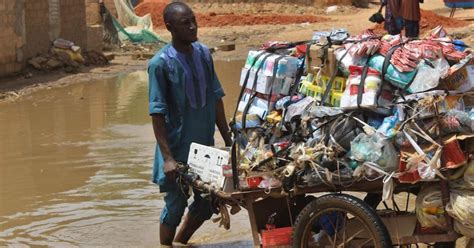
[24,0,50,59]
[104,0,118,17]
[0,0,24,76]
[59,0,87,49]
[0,0,95,77]
[85,0,104,52]
[85,0,101,25]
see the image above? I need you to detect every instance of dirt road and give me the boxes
[1,0,472,101]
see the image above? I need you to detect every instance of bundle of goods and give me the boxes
[225,25,474,237]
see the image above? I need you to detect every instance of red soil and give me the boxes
[373,9,469,35]
[134,2,328,28]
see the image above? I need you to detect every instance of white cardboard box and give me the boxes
[187,143,230,188]
[239,68,285,95]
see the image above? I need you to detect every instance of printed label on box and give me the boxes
[187,143,230,188]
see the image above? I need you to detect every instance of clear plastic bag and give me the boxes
[350,133,384,163]
[415,184,447,230]
[408,57,449,93]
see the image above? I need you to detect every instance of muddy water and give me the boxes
[0,60,253,247]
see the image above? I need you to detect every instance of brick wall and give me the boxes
[59,0,87,49]
[24,0,50,59]
[85,0,101,25]
[104,0,117,17]
[0,0,24,76]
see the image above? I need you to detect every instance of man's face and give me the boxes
[168,7,198,43]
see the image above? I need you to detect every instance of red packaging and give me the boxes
[261,227,293,247]
[442,139,467,169]
[246,176,263,189]
[222,164,233,177]
[398,170,422,184]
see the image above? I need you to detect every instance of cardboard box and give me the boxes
[308,45,340,77]
[237,93,274,119]
[239,68,292,95]
[441,59,474,92]
[187,143,230,188]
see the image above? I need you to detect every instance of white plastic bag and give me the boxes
[415,184,447,230]
[408,57,449,93]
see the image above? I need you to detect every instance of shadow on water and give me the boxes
[0,60,253,246]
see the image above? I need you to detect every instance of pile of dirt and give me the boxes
[372,9,469,35]
[135,2,329,29]
[197,13,328,27]
[134,1,167,28]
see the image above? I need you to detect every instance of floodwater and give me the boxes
[0,60,253,247]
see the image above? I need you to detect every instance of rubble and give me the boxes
[26,39,110,73]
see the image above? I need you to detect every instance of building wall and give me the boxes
[24,0,50,59]
[0,0,24,76]
[85,0,101,25]
[59,0,87,49]
[0,0,93,77]
[104,0,118,17]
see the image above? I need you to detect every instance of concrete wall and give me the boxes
[59,0,87,49]
[24,0,50,59]
[0,0,24,76]
[86,0,101,25]
[104,0,118,17]
[85,0,104,52]
[0,0,100,77]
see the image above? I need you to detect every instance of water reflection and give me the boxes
[0,61,251,246]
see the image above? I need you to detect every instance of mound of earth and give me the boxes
[134,2,329,29]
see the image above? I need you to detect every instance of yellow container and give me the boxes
[330,92,343,107]
[321,75,346,93]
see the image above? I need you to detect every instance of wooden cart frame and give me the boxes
[190,175,460,247]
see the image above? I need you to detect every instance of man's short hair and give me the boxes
[163,2,191,24]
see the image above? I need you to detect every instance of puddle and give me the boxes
[0,60,253,246]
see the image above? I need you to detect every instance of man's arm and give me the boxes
[152,114,178,181]
[215,99,232,147]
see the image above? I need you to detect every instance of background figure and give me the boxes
[400,0,421,38]
[382,0,403,35]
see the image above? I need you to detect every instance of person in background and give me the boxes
[382,0,403,35]
[399,0,421,38]
[147,2,232,246]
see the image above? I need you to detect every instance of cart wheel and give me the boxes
[433,241,455,248]
[292,193,392,248]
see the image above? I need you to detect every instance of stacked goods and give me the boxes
[234,47,301,128]
[227,26,473,236]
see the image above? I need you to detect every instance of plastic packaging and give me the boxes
[408,58,449,93]
[234,114,261,130]
[368,55,417,89]
[335,48,365,75]
[377,142,399,172]
[440,110,474,134]
[446,178,474,238]
[377,111,400,138]
[340,65,389,108]
[284,96,315,122]
[415,184,447,230]
[350,133,384,163]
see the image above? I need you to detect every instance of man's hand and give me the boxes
[164,158,178,182]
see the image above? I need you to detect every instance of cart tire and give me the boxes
[292,193,392,248]
[433,241,455,248]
